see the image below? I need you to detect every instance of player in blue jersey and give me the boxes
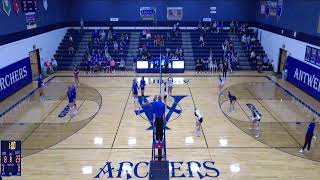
[67,86,75,116]
[140,77,146,99]
[300,117,316,153]
[132,79,139,108]
[71,83,77,104]
[228,91,237,112]
[38,74,45,101]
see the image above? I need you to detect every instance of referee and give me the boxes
[153,95,166,143]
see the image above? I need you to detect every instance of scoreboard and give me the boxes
[21,0,37,13]
[1,140,21,177]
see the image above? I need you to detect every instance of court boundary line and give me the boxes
[245,87,303,147]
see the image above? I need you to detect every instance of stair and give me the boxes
[181,32,194,70]
[228,33,254,70]
[126,32,140,70]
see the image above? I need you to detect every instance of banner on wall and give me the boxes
[287,56,320,102]
[2,0,11,16]
[277,0,283,17]
[12,0,19,14]
[305,46,320,66]
[43,0,47,11]
[268,1,277,16]
[21,0,37,29]
[167,7,183,21]
[0,58,33,102]
[140,7,156,20]
[260,1,266,14]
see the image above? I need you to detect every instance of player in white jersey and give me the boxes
[167,77,174,97]
[194,108,203,137]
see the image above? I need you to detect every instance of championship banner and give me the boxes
[265,1,270,17]
[268,1,278,16]
[21,0,37,29]
[140,7,156,20]
[43,0,47,11]
[167,7,183,21]
[25,12,37,29]
[305,46,320,66]
[277,0,283,17]
[2,0,11,16]
[287,56,320,102]
[260,1,266,14]
[0,58,33,102]
[12,0,19,14]
[305,46,312,62]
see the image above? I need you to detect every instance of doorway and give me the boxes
[278,48,287,73]
[29,49,40,79]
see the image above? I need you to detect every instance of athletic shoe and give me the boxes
[299,149,303,153]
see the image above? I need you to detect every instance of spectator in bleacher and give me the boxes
[199,35,204,47]
[195,59,202,74]
[217,21,224,33]
[125,33,129,44]
[245,39,251,51]
[263,54,269,66]
[142,29,147,39]
[257,55,263,72]
[100,30,106,41]
[80,18,84,34]
[119,58,125,72]
[251,36,257,47]
[52,58,58,72]
[160,35,165,47]
[222,60,228,79]
[154,34,161,46]
[113,41,119,52]
[166,31,171,41]
[68,36,74,55]
[146,29,151,39]
[197,21,203,31]
[110,58,116,74]
[108,30,113,41]
[230,21,235,33]
[211,21,217,33]
[241,34,247,44]
[250,50,256,63]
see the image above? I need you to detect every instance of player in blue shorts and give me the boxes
[132,79,139,108]
[71,83,77,104]
[140,77,146,100]
[67,86,75,116]
[38,74,45,101]
[228,91,237,112]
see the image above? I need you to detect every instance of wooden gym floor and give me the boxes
[0,71,319,180]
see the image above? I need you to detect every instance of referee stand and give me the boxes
[149,57,170,180]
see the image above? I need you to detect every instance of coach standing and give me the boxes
[300,117,316,153]
[153,95,166,143]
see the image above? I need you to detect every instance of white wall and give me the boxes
[0,28,68,69]
[258,29,320,73]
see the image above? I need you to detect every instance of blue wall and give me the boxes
[0,0,66,36]
[255,0,320,37]
[66,0,256,22]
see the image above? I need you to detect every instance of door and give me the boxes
[278,48,287,73]
[29,49,40,78]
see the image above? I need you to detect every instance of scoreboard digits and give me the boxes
[21,0,37,13]
[1,140,22,177]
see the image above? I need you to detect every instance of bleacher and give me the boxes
[237,29,267,69]
[54,29,132,70]
[53,27,268,71]
[190,30,227,60]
